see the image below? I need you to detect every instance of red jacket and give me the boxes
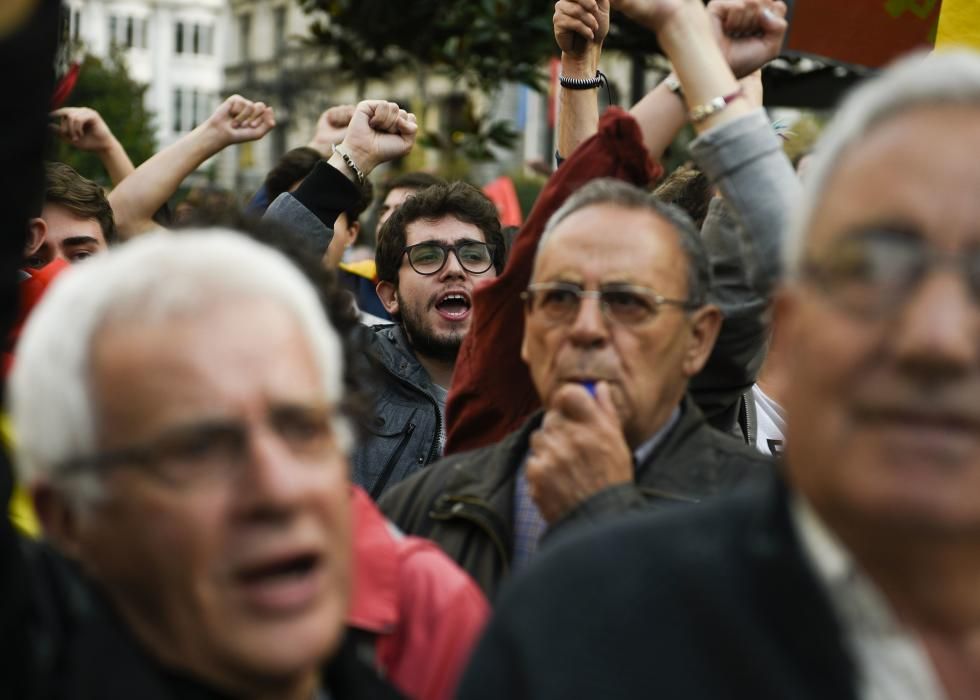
[444,108,662,454]
[348,486,489,700]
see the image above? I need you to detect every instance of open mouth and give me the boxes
[434,290,472,321]
[234,553,323,613]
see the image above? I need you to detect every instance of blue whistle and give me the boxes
[580,380,597,398]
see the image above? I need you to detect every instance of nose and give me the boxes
[438,249,467,280]
[235,426,306,520]
[891,269,978,381]
[568,294,609,348]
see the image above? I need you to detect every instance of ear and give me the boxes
[26,217,47,258]
[681,304,723,378]
[376,280,400,317]
[347,221,361,247]
[31,483,84,559]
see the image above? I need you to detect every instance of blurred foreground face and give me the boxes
[76,298,352,694]
[783,105,980,533]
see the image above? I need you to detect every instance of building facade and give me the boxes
[65,0,227,155]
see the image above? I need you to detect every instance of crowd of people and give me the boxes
[2,0,980,698]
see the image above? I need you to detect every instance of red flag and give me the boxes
[482,176,523,228]
[51,61,80,109]
[786,0,942,68]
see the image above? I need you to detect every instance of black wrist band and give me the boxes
[559,70,612,106]
[559,71,604,90]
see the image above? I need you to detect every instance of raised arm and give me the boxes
[555,0,610,158]
[262,101,416,255]
[50,107,135,186]
[108,95,275,239]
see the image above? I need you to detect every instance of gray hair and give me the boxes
[537,178,710,306]
[8,230,349,502]
[786,49,980,275]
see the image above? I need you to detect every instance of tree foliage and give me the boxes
[301,0,555,92]
[52,51,157,185]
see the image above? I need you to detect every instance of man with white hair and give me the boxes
[2,231,402,697]
[456,47,980,700]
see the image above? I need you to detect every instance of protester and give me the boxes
[25,162,116,267]
[264,101,507,498]
[5,231,489,699]
[444,0,791,454]
[378,0,790,599]
[457,44,980,700]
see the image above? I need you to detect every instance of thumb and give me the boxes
[760,4,788,30]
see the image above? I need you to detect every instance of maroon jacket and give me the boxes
[444,108,663,454]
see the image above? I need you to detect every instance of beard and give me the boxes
[397,291,463,364]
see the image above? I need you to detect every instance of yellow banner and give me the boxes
[937,0,980,49]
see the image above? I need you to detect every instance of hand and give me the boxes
[611,0,687,34]
[708,0,787,78]
[205,95,276,147]
[308,104,355,157]
[338,100,418,175]
[554,0,611,59]
[50,107,117,153]
[526,382,633,524]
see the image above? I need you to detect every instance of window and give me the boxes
[72,10,81,42]
[274,7,287,53]
[202,25,214,55]
[175,21,184,54]
[239,14,252,62]
[174,89,183,132]
[108,15,117,47]
[192,24,200,54]
[190,90,199,130]
[125,16,134,48]
[139,18,148,49]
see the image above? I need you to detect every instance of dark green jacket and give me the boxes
[379,396,771,601]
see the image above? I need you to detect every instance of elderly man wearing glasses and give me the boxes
[263,101,507,499]
[377,0,792,600]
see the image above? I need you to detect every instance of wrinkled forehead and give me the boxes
[533,203,688,286]
[804,105,980,259]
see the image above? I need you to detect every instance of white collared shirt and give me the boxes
[792,498,948,700]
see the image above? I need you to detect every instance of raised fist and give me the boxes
[709,0,788,78]
[206,95,276,147]
[554,0,611,58]
[50,107,116,153]
[338,100,418,176]
[308,104,356,157]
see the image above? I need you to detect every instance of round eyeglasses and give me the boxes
[402,240,495,275]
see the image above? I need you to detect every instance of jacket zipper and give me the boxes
[384,366,443,463]
[429,497,511,577]
[370,422,416,500]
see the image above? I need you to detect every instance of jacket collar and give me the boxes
[371,324,439,395]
